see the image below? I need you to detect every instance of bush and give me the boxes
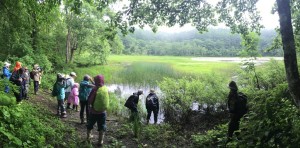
[159,74,228,125]
[192,84,300,147]
[0,102,80,147]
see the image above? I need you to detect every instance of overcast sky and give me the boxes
[153,0,279,32]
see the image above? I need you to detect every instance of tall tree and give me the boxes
[276,0,300,106]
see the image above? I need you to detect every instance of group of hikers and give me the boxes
[2,61,42,102]
[51,71,160,146]
[2,60,247,146]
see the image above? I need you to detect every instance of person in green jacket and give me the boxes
[86,74,109,146]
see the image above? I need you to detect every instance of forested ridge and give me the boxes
[120,29,283,57]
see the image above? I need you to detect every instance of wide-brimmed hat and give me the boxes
[70,72,77,77]
[4,62,11,67]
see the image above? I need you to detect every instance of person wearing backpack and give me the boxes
[86,74,109,146]
[31,64,42,95]
[2,62,11,93]
[79,75,95,124]
[227,81,248,141]
[10,67,25,103]
[124,90,143,121]
[22,67,30,100]
[145,89,159,124]
[54,73,67,118]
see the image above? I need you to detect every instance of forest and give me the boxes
[120,29,283,57]
[1,0,300,147]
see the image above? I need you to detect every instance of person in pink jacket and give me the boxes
[67,83,79,111]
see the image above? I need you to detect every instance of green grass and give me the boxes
[69,55,239,86]
[108,55,239,76]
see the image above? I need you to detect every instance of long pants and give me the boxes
[34,81,39,94]
[80,100,89,120]
[57,100,66,114]
[14,86,23,103]
[147,108,159,123]
[228,114,242,138]
[129,108,139,122]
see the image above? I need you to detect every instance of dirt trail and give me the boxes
[29,90,134,148]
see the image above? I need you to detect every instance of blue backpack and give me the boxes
[79,81,91,101]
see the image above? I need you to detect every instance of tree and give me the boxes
[120,0,300,107]
[276,0,300,106]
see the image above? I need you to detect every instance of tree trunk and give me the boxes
[276,0,300,106]
[66,28,71,63]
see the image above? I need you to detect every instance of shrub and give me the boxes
[159,74,228,125]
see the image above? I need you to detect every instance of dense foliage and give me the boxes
[120,29,283,57]
[0,102,81,147]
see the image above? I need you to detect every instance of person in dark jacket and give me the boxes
[10,68,25,103]
[145,89,159,124]
[124,90,143,121]
[227,81,243,140]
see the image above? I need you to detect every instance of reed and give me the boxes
[115,62,182,87]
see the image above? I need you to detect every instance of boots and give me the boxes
[61,111,67,118]
[97,131,105,146]
[80,118,84,124]
[67,103,71,109]
[87,129,92,141]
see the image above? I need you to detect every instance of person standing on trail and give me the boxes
[67,83,80,111]
[79,75,95,124]
[54,73,67,118]
[86,74,109,146]
[145,89,159,124]
[66,72,76,109]
[2,62,12,93]
[124,90,143,121]
[23,67,30,100]
[31,64,42,95]
[227,81,248,141]
[13,61,22,73]
[10,67,25,103]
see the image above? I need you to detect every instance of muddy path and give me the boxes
[29,90,141,148]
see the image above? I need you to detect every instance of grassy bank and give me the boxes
[108,55,239,76]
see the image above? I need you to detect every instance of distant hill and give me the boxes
[118,28,282,57]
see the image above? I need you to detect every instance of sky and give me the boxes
[153,0,279,32]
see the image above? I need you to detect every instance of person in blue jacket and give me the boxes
[3,62,12,93]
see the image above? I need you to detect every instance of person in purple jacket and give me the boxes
[86,75,109,146]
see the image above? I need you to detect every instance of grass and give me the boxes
[108,55,239,76]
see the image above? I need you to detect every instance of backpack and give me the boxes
[146,95,155,109]
[237,92,248,115]
[51,83,59,97]
[124,95,135,109]
[79,82,91,101]
[30,71,34,79]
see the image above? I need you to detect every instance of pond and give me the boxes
[107,84,164,124]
